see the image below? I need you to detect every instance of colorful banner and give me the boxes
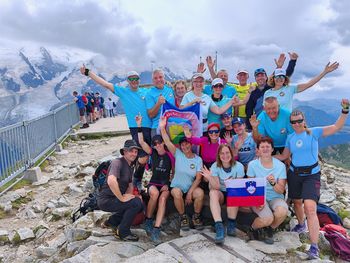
[224,177,266,207]
[161,101,202,144]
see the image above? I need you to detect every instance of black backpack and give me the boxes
[71,161,112,222]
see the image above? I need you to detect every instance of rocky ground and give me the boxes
[0,134,350,263]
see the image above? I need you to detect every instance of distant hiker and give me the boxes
[146,69,175,136]
[94,92,101,119]
[97,140,143,241]
[84,91,95,124]
[246,52,298,130]
[173,80,187,107]
[276,98,349,259]
[250,96,293,154]
[264,61,339,111]
[72,91,89,128]
[105,98,115,117]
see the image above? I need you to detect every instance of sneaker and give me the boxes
[192,213,204,230]
[227,219,236,237]
[180,214,190,231]
[113,229,139,242]
[214,222,225,244]
[151,227,161,245]
[144,218,153,236]
[263,227,274,244]
[82,123,89,128]
[307,244,319,260]
[291,222,306,233]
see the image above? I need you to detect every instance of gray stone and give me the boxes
[86,211,112,225]
[16,208,37,219]
[47,155,57,162]
[68,183,83,194]
[52,207,72,220]
[32,176,50,186]
[75,166,95,178]
[343,217,350,229]
[73,214,95,229]
[319,190,336,204]
[56,144,64,152]
[32,204,43,213]
[330,201,346,213]
[65,227,92,242]
[4,203,12,213]
[0,230,10,245]
[17,227,35,241]
[327,173,336,184]
[56,149,69,155]
[125,248,179,263]
[57,196,71,207]
[36,245,57,258]
[47,233,67,249]
[23,167,42,183]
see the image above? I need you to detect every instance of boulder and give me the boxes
[319,190,336,204]
[343,217,350,229]
[57,196,71,207]
[16,207,37,219]
[68,183,83,194]
[65,227,92,242]
[73,214,95,229]
[52,207,72,220]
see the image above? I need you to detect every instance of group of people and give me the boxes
[79,53,349,260]
[73,90,117,128]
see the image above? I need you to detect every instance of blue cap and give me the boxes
[232,117,244,125]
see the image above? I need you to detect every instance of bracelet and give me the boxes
[342,109,349,114]
[269,181,276,186]
[84,68,90,76]
[137,127,142,133]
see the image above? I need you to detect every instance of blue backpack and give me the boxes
[317,203,343,227]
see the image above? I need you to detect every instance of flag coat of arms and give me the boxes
[224,177,266,207]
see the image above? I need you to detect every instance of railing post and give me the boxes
[53,111,58,144]
[23,121,31,167]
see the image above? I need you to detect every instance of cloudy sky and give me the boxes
[0,0,349,100]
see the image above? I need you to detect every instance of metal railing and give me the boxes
[0,102,80,187]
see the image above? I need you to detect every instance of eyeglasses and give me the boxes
[213,84,224,88]
[254,68,266,75]
[208,130,220,134]
[290,119,304,124]
[274,75,285,80]
[128,77,140,82]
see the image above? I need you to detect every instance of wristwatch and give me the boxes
[269,181,276,186]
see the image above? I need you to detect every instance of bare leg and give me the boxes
[171,188,185,214]
[154,190,170,227]
[304,199,319,244]
[293,199,305,224]
[271,206,288,229]
[227,206,239,219]
[209,190,224,222]
[192,187,204,214]
[146,186,159,218]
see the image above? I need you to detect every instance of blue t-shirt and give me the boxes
[207,96,232,127]
[75,95,85,109]
[285,127,323,175]
[258,108,293,147]
[247,158,286,201]
[146,85,175,129]
[263,85,298,112]
[204,84,237,98]
[232,133,256,166]
[170,149,203,193]
[181,91,215,132]
[114,85,152,128]
[211,161,245,192]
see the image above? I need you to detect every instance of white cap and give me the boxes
[237,69,249,75]
[274,69,286,77]
[192,72,204,80]
[211,78,223,86]
[126,71,140,78]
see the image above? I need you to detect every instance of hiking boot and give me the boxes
[247,227,265,241]
[291,221,306,233]
[214,222,225,244]
[113,229,139,242]
[144,218,153,236]
[227,219,236,237]
[307,244,319,260]
[150,227,162,245]
[180,214,190,231]
[263,227,274,244]
[82,123,89,128]
[192,213,204,230]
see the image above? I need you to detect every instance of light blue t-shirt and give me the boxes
[211,161,245,192]
[208,96,232,127]
[181,91,216,132]
[170,149,203,193]
[114,85,152,128]
[263,85,298,111]
[204,84,237,98]
[258,108,293,147]
[232,133,256,166]
[145,85,175,129]
[285,127,323,175]
[247,158,286,201]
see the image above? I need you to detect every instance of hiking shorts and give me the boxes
[287,170,321,202]
[79,108,85,116]
[251,204,273,218]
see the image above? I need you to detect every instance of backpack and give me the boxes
[322,224,350,261]
[82,95,88,105]
[92,160,111,190]
[112,102,116,108]
[317,203,343,227]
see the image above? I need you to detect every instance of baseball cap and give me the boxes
[254,68,267,76]
[237,69,249,75]
[220,113,231,119]
[120,140,141,155]
[151,135,163,146]
[179,137,191,145]
[211,78,223,86]
[232,117,245,125]
[273,69,286,77]
[126,71,140,78]
[192,72,204,80]
[207,123,220,131]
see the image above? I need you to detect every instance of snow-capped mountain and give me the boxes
[0,45,185,127]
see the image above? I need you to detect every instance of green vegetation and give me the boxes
[79,131,129,140]
[338,209,350,220]
[0,178,32,193]
[11,191,33,209]
[320,143,350,169]
[0,208,6,219]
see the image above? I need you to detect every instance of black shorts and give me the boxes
[287,170,321,202]
[129,127,152,157]
[79,108,85,116]
[273,147,284,155]
[147,183,167,192]
[86,105,93,113]
[199,181,209,194]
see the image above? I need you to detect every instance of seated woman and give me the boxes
[159,116,205,231]
[136,115,172,244]
[246,136,288,245]
[201,144,245,244]
[276,99,349,259]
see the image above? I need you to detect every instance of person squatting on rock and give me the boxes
[97,140,144,241]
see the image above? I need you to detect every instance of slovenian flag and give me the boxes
[225,178,266,207]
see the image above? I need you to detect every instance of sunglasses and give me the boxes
[290,119,304,124]
[274,75,285,80]
[208,130,220,134]
[213,84,224,88]
[153,141,163,146]
[128,77,140,82]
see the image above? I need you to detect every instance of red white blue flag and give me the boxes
[224,178,266,207]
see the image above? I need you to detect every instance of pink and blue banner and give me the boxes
[224,177,266,207]
[161,101,202,144]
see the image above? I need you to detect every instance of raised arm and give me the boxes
[206,56,217,79]
[322,99,349,137]
[297,62,339,93]
[249,114,262,142]
[136,115,152,154]
[159,116,177,155]
[285,52,298,77]
[80,65,114,92]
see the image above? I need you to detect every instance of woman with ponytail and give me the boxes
[276,98,349,259]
